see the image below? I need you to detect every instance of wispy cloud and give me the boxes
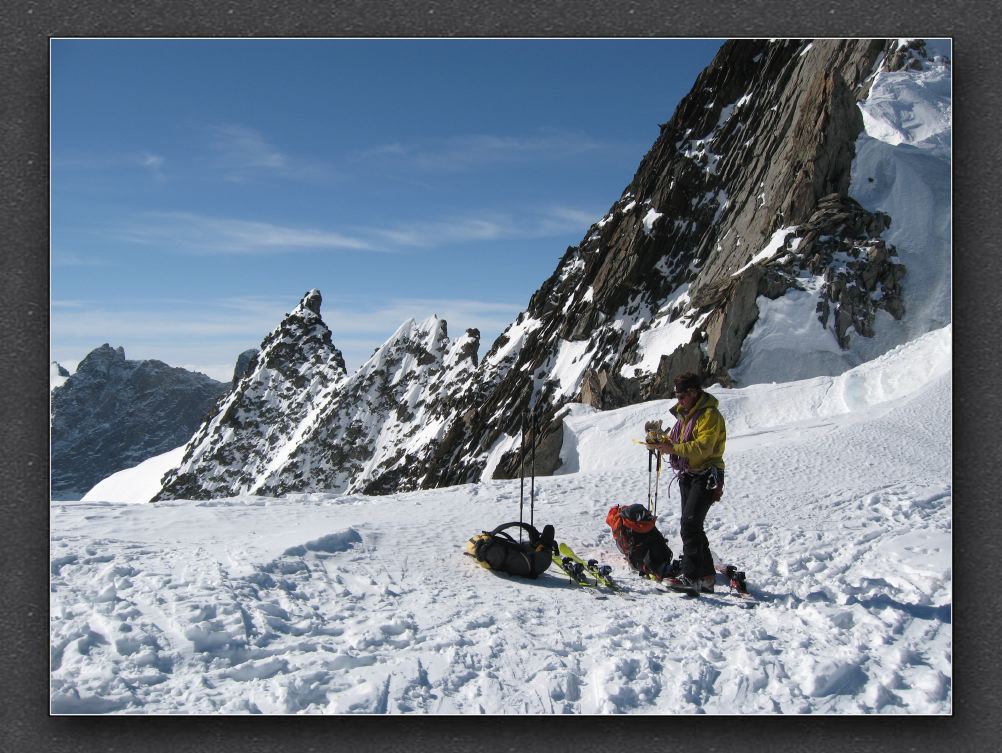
[354,129,623,172]
[209,123,288,170]
[112,203,601,256]
[368,205,603,248]
[205,123,333,183]
[137,151,165,175]
[52,252,111,268]
[118,211,377,254]
[55,150,168,179]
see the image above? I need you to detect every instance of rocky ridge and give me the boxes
[50,345,229,499]
[256,316,480,496]
[417,38,924,485]
[155,290,480,499]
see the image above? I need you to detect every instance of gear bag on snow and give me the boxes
[465,522,555,579]
[606,503,674,579]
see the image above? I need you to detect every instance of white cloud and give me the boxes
[118,211,377,253]
[140,152,165,170]
[354,129,622,171]
[209,123,288,170]
[367,205,603,248]
[112,202,601,256]
[52,253,110,268]
[203,123,335,183]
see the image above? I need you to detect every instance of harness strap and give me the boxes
[668,406,705,475]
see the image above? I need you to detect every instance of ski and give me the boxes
[557,542,619,591]
[551,550,599,588]
[665,579,701,597]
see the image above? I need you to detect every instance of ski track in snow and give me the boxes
[50,343,951,714]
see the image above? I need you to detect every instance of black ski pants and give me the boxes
[678,472,719,580]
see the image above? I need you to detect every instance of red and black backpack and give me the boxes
[606,503,674,578]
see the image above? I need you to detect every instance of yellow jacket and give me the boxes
[669,391,726,472]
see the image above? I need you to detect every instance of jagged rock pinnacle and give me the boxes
[299,289,323,316]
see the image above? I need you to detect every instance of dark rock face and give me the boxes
[50,344,229,499]
[232,349,259,388]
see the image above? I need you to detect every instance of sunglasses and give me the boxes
[674,388,693,397]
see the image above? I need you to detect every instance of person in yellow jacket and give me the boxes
[651,372,726,594]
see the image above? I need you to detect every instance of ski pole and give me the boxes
[530,411,537,529]
[519,413,525,543]
[653,450,662,517]
[649,451,657,517]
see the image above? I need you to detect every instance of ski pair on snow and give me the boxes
[551,542,619,591]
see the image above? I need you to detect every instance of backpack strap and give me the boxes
[488,521,553,550]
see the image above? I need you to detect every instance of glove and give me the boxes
[644,420,669,445]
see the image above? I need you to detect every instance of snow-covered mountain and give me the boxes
[153,290,348,500]
[50,345,229,499]
[155,289,481,500]
[147,37,950,503]
[52,324,952,713]
[254,316,480,496]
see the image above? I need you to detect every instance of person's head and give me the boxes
[673,372,702,410]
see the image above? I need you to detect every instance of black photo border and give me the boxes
[2,1,995,751]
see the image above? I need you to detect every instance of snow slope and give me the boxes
[731,39,951,385]
[81,446,186,504]
[51,325,951,714]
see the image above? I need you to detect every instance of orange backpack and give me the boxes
[606,504,673,578]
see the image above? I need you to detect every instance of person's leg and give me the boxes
[679,475,713,580]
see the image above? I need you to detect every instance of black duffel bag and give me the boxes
[465,522,555,578]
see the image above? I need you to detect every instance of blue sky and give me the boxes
[51,38,723,381]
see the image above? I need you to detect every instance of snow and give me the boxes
[624,316,702,378]
[482,315,542,372]
[732,43,951,386]
[642,207,662,235]
[620,285,702,378]
[81,445,186,504]
[50,361,71,390]
[545,338,593,400]
[52,325,951,714]
[732,225,798,277]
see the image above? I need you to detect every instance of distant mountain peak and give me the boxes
[51,346,228,499]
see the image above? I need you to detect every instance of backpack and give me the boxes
[465,522,555,579]
[606,504,674,579]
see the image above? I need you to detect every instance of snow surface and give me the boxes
[81,446,186,504]
[50,362,70,391]
[731,41,951,386]
[52,325,951,714]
